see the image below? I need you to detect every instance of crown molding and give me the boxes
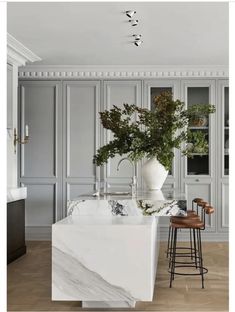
[7,33,41,66]
[18,65,228,79]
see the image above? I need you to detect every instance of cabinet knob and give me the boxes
[195,179,200,182]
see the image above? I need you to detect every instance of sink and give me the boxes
[7,187,27,203]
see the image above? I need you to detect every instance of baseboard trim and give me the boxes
[25,226,51,241]
[25,226,228,242]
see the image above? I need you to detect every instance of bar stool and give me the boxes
[168,204,215,288]
[166,198,204,259]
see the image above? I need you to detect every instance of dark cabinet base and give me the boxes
[7,199,26,264]
[7,245,26,264]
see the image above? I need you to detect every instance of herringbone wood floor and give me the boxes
[7,241,228,311]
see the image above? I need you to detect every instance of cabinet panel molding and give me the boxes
[66,182,95,202]
[103,80,142,184]
[221,182,229,229]
[64,81,100,179]
[22,182,57,226]
[19,81,61,178]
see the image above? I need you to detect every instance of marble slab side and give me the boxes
[52,216,159,303]
[67,198,187,217]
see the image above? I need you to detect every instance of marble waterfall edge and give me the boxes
[52,216,158,306]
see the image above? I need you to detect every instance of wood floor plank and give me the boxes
[7,241,228,311]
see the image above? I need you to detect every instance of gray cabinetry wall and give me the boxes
[63,81,100,207]
[103,80,141,189]
[19,81,63,239]
[180,80,217,234]
[18,78,229,241]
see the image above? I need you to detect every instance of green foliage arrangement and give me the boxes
[93,91,215,170]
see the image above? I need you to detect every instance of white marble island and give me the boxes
[52,190,186,308]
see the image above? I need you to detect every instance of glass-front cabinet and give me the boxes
[187,86,210,176]
[217,80,229,232]
[180,80,216,231]
[224,86,229,176]
[181,81,216,178]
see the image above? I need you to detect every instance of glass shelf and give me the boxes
[189,126,208,130]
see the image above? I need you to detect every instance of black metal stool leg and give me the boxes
[193,229,198,268]
[166,225,171,258]
[168,227,174,269]
[189,229,193,260]
[169,228,177,288]
[197,229,205,288]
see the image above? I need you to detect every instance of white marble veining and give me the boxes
[7,187,27,203]
[52,216,158,304]
[52,190,185,308]
[67,198,187,217]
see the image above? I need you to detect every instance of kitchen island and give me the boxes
[52,190,186,308]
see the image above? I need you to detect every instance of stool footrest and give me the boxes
[168,265,208,276]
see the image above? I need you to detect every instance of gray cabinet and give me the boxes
[19,80,100,238]
[19,81,63,239]
[103,80,142,190]
[18,78,228,240]
[180,80,216,232]
[217,80,229,232]
[63,81,100,207]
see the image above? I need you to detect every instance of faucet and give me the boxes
[117,157,137,197]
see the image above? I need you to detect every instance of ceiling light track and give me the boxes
[125,10,143,47]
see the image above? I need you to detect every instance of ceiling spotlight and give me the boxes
[134,40,143,47]
[126,10,136,18]
[133,34,142,41]
[129,19,139,26]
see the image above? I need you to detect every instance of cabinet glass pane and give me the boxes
[150,87,173,175]
[187,87,210,175]
[224,87,229,175]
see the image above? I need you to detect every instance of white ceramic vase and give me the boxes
[142,158,168,190]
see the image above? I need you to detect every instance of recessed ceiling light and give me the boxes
[134,40,143,47]
[129,19,139,26]
[133,34,142,41]
[126,10,136,18]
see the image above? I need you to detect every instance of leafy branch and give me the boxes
[93,92,215,170]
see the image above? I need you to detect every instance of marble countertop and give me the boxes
[67,197,187,217]
[7,187,27,203]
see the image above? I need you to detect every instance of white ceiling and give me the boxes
[7,2,228,66]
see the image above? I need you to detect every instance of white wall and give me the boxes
[7,63,18,188]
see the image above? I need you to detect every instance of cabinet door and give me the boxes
[63,81,100,206]
[217,80,229,233]
[103,80,141,190]
[182,180,215,230]
[181,80,216,232]
[181,80,216,178]
[19,81,63,234]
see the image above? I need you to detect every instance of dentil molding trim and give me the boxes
[18,65,228,79]
[7,33,41,66]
